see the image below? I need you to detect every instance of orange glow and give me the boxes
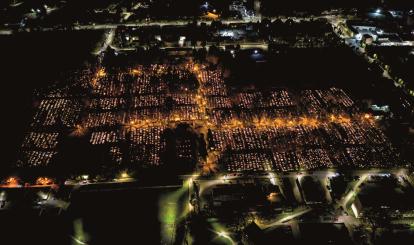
[205,12,220,19]
[253,116,272,128]
[97,68,106,77]
[91,77,99,87]
[274,118,284,127]
[328,114,352,124]
[338,115,351,123]
[173,115,181,121]
[202,155,219,175]
[212,114,367,130]
[308,118,319,127]
[223,118,244,129]
[131,69,141,75]
[36,177,54,186]
[267,192,278,202]
[71,124,87,137]
[4,177,19,187]
[193,65,199,72]
[124,118,164,130]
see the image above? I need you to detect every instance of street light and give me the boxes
[121,172,129,179]
[363,113,371,120]
[0,191,5,201]
[216,231,234,244]
[218,231,228,238]
[268,172,277,185]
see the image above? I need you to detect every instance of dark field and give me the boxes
[0,30,103,171]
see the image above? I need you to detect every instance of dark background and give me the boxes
[0,30,103,173]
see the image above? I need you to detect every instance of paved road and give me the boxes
[256,206,313,229]
[94,28,116,55]
[0,14,343,35]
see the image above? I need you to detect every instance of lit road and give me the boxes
[290,176,304,204]
[70,219,90,245]
[0,14,347,35]
[94,28,116,55]
[321,175,333,204]
[256,206,313,229]
[112,41,271,52]
[326,15,414,98]
[338,174,368,208]
[158,177,193,245]
[73,15,340,31]
[192,168,410,181]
